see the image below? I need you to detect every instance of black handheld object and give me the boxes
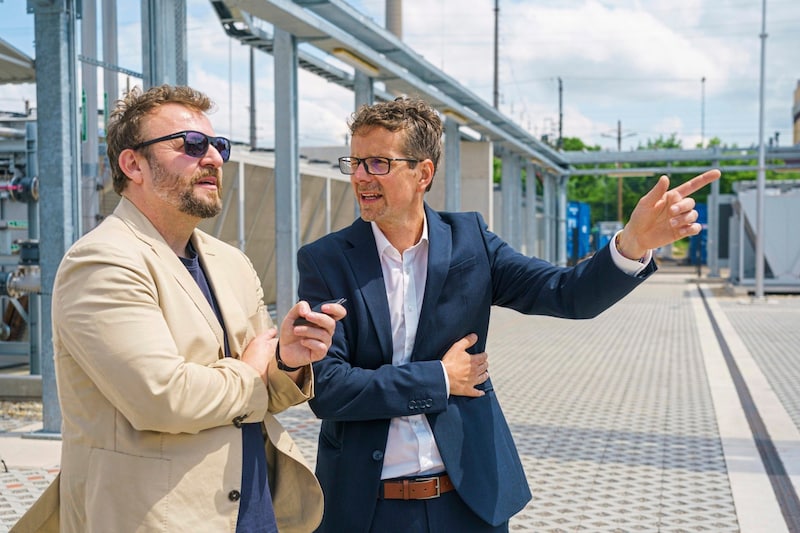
[293,298,347,327]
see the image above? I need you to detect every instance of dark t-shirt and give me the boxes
[181,246,278,533]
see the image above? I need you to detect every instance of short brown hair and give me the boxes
[349,96,443,187]
[106,85,213,194]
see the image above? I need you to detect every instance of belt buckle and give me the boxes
[415,476,441,500]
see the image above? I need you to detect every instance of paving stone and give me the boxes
[1,269,797,532]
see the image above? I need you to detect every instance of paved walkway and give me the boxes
[2,266,800,532]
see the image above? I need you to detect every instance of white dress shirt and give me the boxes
[371,216,449,480]
[372,220,649,480]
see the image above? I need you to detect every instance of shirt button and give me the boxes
[228,490,241,502]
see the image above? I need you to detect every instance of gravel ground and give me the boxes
[0,400,42,431]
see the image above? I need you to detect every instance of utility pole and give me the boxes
[754,0,767,300]
[557,77,563,149]
[701,76,706,147]
[601,120,636,221]
[493,0,499,108]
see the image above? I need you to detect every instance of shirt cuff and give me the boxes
[440,361,451,397]
[609,230,652,276]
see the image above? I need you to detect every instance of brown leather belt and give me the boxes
[381,474,454,500]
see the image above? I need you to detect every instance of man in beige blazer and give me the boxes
[12,85,345,533]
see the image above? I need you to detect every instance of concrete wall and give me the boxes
[429,140,494,227]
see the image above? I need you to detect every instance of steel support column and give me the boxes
[273,27,300,320]
[101,0,119,122]
[81,0,99,232]
[25,122,42,377]
[444,117,461,212]
[501,150,515,245]
[353,70,374,109]
[352,71,373,218]
[31,0,83,435]
[708,156,721,278]
[510,154,522,250]
[557,174,569,267]
[525,161,538,257]
[141,0,187,87]
[542,173,556,263]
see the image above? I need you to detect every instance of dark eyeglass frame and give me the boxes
[338,156,418,176]
[132,130,231,162]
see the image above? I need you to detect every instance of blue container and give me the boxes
[594,220,624,252]
[567,201,591,262]
[687,203,708,265]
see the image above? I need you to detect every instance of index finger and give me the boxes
[673,169,721,198]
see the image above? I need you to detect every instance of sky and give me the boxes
[1,0,798,153]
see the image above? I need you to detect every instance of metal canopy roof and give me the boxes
[0,37,35,84]
[292,0,568,166]
[226,0,568,172]
[211,1,390,97]
[220,1,800,177]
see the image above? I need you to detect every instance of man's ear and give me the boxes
[418,159,435,190]
[118,148,145,185]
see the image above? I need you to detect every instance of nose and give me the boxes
[202,143,225,167]
[351,161,372,182]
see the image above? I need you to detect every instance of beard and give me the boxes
[176,187,221,219]
[149,156,223,219]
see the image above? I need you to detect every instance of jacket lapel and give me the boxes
[193,232,247,356]
[412,205,452,361]
[343,219,393,362]
[113,198,227,357]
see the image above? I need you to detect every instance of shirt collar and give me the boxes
[370,213,429,257]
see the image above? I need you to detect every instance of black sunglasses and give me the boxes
[132,130,231,162]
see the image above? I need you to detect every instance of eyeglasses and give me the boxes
[338,156,418,176]
[132,130,231,162]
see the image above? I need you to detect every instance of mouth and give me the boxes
[196,175,219,189]
[359,191,382,203]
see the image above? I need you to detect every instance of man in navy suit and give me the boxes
[297,96,720,533]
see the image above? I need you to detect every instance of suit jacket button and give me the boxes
[372,450,384,461]
[228,490,241,502]
[232,415,245,428]
[425,399,433,408]
[409,400,417,409]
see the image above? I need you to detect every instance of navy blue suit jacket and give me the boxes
[297,205,655,532]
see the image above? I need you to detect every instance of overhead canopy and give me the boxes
[0,37,34,84]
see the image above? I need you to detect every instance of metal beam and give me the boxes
[566,163,800,177]
[562,146,800,166]
[225,0,566,172]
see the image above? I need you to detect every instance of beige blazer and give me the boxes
[12,198,323,533]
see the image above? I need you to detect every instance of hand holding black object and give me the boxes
[294,298,347,326]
